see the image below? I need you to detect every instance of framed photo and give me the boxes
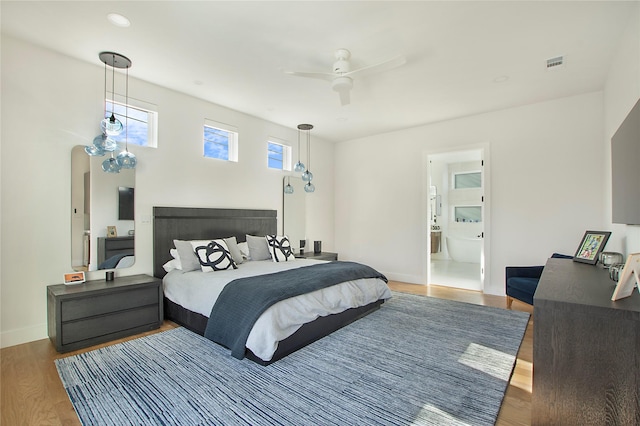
[573,230,611,264]
[107,226,117,238]
[63,271,85,285]
[611,253,640,301]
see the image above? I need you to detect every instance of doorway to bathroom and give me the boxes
[426,147,488,291]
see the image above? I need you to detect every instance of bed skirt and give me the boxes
[163,297,384,365]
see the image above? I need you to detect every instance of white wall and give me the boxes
[335,92,606,295]
[0,36,335,347]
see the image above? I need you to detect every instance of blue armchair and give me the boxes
[506,253,573,308]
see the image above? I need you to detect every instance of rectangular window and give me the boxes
[107,100,157,148]
[454,206,482,223]
[204,120,238,162]
[267,139,292,171]
[454,172,482,189]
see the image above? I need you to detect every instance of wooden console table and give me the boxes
[533,258,640,424]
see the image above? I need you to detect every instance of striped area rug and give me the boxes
[55,292,529,425]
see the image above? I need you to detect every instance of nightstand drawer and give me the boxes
[61,305,160,345]
[61,286,159,322]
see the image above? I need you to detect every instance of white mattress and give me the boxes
[163,259,392,361]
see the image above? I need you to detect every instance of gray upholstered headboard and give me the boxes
[153,207,277,279]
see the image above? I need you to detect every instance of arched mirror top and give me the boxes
[71,145,135,272]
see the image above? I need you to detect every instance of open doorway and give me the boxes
[426,147,488,291]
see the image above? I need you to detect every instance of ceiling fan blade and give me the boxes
[338,89,351,106]
[343,55,406,78]
[283,70,335,82]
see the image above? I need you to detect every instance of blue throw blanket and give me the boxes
[204,261,387,359]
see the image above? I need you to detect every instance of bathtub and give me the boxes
[446,236,481,263]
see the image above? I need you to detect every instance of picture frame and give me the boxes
[573,230,611,264]
[63,271,85,285]
[611,253,640,301]
[107,226,117,238]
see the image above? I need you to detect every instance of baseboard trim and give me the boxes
[1,323,47,349]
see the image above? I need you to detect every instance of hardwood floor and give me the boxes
[1,282,533,425]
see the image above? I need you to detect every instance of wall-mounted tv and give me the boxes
[118,186,134,220]
[611,98,640,225]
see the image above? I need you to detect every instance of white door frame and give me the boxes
[422,143,491,291]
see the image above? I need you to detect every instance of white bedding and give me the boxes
[163,259,392,361]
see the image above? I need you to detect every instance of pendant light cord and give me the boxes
[125,65,129,150]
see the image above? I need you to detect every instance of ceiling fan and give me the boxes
[284,48,406,106]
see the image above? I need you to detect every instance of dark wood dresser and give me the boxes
[47,274,163,353]
[533,258,640,424]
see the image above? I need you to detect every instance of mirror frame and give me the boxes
[282,176,306,252]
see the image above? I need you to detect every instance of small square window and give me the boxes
[204,120,238,162]
[268,140,292,171]
[107,101,157,148]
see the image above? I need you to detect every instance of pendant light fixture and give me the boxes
[284,176,294,194]
[85,51,137,173]
[299,124,313,183]
[116,63,137,169]
[293,125,306,173]
[100,52,125,136]
[297,123,315,193]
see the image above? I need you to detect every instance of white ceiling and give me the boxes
[1,1,636,142]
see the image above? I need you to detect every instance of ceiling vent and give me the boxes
[546,55,565,70]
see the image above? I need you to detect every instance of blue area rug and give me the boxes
[55,292,529,425]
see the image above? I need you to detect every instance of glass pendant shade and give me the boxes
[301,170,313,182]
[101,113,124,136]
[294,161,306,173]
[84,144,105,157]
[304,182,315,193]
[284,183,294,194]
[92,134,117,152]
[102,156,121,173]
[116,150,137,169]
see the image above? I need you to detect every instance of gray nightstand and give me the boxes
[47,274,163,353]
[294,251,338,261]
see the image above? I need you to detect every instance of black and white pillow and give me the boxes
[190,239,237,272]
[266,235,294,262]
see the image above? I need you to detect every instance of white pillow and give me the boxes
[266,235,295,262]
[173,239,204,272]
[223,236,244,265]
[190,239,237,272]
[238,242,250,260]
[162,258,181,272]
[246,234,271,261]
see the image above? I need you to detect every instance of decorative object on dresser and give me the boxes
[611,252,640,301]
[533,257,640,424]
[47,274,163,353]
[294,251,338,261]
[572,230,611,264]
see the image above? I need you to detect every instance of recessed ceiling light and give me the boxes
[336,117,349,122]
[107,13,131,28]
[493,76,509,83]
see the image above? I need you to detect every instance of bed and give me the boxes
[153,206,391,365]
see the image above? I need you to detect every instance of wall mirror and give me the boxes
[71,145,135,271]
[282,176,306,252]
